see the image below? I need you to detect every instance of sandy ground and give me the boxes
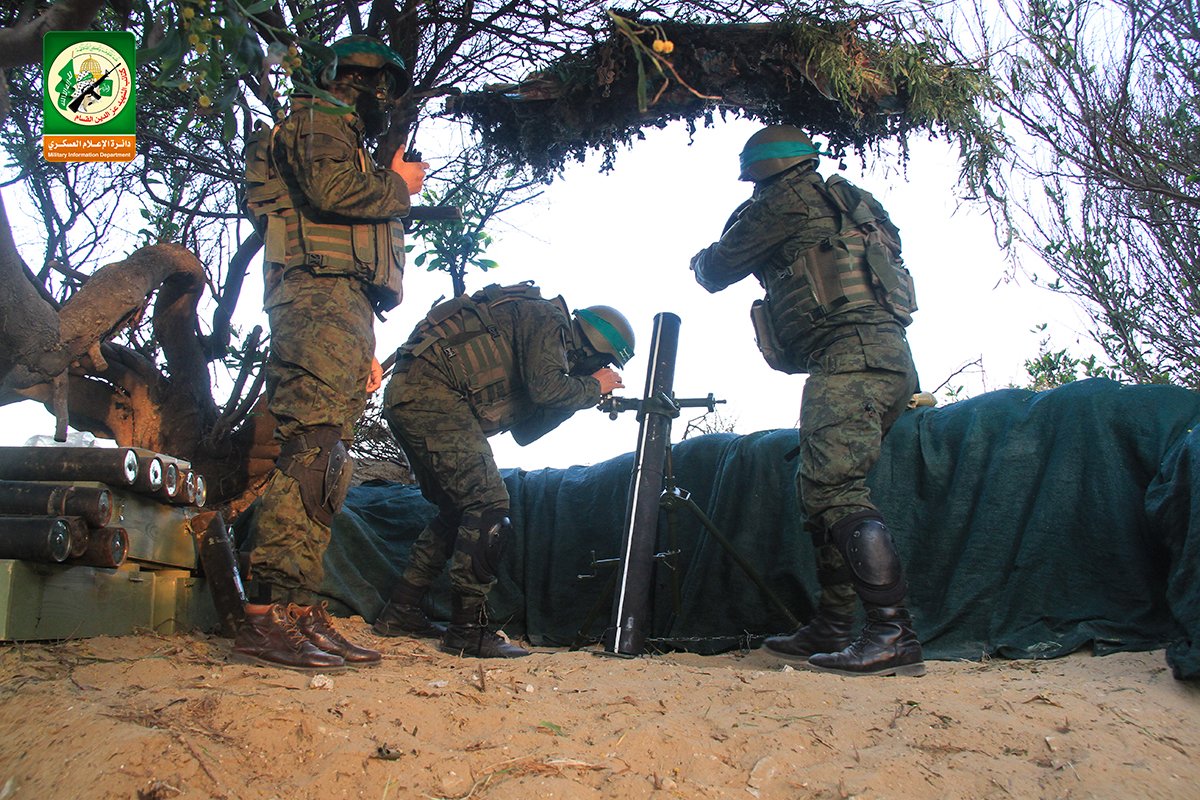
[1,617,1198,800]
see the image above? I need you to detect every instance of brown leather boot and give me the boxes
[291,603,382,666]
[232,603,345,672]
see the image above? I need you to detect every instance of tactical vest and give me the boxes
[763,173,917,348]
[241,116,406,313]
[398,283,567,433]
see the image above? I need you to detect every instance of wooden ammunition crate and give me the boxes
[75,481,199,569]
[0,560,219,640]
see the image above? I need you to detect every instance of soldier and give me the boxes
[372,283,634,658]
[235,35,429,671]
[690,125,925,677]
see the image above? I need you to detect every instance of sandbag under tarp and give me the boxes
[237,378,1200,679]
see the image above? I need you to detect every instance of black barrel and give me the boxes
[193,474,207,508]
[132,454,164,494]
[161,460,180,499]
[68,527,128,568]
[194,511,247,637]
[604,312,681,657]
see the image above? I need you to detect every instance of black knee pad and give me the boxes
[277,425,353,527]
[830,512,907,606]
[456,508,512,585]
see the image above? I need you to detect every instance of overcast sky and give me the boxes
[0,116,1091,470]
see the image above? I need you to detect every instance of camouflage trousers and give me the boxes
[797,321,917,529]
[796,322,917,612]
[383,361,510,609]
[251,270,375,603]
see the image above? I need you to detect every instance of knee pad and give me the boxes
[830,512,906,606]
[277,425,353,527]
[455,508,512,585]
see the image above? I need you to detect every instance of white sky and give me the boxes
[0,116,1093,470]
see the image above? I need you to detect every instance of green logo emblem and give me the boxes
[42,31,136,161]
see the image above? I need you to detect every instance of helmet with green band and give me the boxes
[574,306,635,367]
[325,35,409,93]
[738,125,831,182]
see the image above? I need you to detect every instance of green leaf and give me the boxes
[137,28,182,65]
[537,721,566,737]
[222,112,237,144]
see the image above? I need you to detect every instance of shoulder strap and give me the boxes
[821,175,879,228]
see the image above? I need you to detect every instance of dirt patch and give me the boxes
[1,619,1197,799]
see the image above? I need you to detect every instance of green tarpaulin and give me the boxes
[239,378,1200,679]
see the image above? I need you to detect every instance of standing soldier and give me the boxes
[372,283,634,658]
[236,35,429,671]
[690,125,924,677]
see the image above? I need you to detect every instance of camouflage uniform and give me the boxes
[383,287,603,613]
[691,160,917,618]
[251,100,412,604]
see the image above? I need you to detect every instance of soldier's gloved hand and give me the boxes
[365,356,383,395]
[593,367,624,395]
[390,145,429,196]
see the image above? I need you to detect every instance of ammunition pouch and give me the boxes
[830,512,906,607]
[276,425,353,527]
[752,175,917,374]
[456,509,512,586]
[242,120,405,314]
[750,298,801,374]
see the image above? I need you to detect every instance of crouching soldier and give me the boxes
[373,283,635,658]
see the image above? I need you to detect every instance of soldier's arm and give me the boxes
[690,190,801,293]
[518,304,603,411]
[289,115,411,221]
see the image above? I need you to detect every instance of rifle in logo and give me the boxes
[68,64,117,113]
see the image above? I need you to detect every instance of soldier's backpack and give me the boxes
[400,283,563,422]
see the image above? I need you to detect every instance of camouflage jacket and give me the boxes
[690,163,898,360]
[258,99,411,311]
[397,287,602,442]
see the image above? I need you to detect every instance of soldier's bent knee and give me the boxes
[276,425,353,527]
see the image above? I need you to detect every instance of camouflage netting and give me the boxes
[446,10,996,179]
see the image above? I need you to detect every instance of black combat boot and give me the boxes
[805,604,925,677]
[373,601,447,638]
[762,611,856,662]
[440,598,530,659]
[373,579,447,638]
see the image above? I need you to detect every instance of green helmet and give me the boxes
[574,306,636,368]
[738,125,824,182]
[325,35,409,92]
